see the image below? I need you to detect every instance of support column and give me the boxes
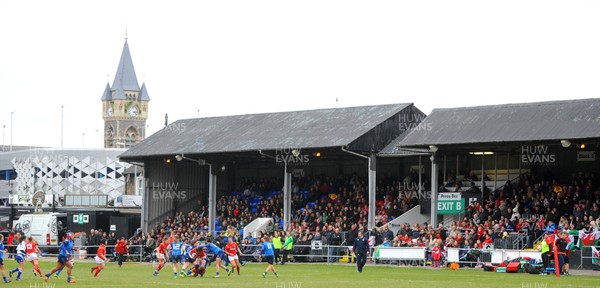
[494,153,498,190]
[443,155,447,186]
[507,152,511,181]
[418,156,422,194]
[141,177,149,232]
[519,150,522,176]
[208,165,216,235]
[456,154,459,178]
[430,154,438,227]
[368,154,376,230]
[481,154,485,203]
[283,163,292,231]
[340,147,377,230]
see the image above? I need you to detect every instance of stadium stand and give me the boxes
[131,168,598,265]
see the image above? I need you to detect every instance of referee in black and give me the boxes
[353,230,369,273]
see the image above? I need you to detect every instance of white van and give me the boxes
[14,213,67,246]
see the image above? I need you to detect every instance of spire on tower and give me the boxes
[111,38,140,92]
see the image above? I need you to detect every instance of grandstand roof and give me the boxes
[120,103,421,160]
[399,98,600,148]
[378,130,428,156]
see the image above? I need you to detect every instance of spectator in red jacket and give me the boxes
[6,232,14,259]
[114,237,129,267]
[431,242,442,268]
[483,233,494,246]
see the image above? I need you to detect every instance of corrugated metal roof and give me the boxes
[379,130,420,155]
[399,98,600,147]
[120,103,412,158]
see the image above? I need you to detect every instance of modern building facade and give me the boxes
[5,148,134,208]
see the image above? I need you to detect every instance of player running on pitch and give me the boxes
[225,237,243,276]
[167,235,184,279]
[91,240,107,277]
[45,232,77,283]
[8,235,26,281]
[260,236,278,278]
[25,237,43,277]
[153,236,171,276]
[0,234,11,283]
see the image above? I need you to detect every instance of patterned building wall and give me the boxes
[11,153,130,206]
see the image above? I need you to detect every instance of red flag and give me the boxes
[581,233,597,246]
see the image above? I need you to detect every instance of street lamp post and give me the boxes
[71,162,74,194]
[10,111,14,152]
[2,124,5,152]
[61,106,64,148]
[64,156,70,194]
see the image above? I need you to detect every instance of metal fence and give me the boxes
[493,232,530,250]
[577,245,600,270]
[0,243,485,266]
[3,244,148,263]
[230,243,353,264]
[1,243,351,264]
[2,242,573,270]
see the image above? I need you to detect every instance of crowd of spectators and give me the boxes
[131,174,417,261]
[2,165,597,268]
[453,171,600,246]
[368,170,600,265]
[141,173,424,239]
[126,168,599,265]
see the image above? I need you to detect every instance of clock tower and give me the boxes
[101,38,150,148]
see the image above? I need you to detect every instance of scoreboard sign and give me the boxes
[437,193,465,214]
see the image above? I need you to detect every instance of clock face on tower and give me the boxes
[128,106,138,117]
[106,107,113,116]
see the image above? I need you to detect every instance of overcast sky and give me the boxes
[1,0,599,149]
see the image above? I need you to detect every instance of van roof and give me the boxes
[21,213,66,217]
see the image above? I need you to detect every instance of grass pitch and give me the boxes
[6,260,599,288]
